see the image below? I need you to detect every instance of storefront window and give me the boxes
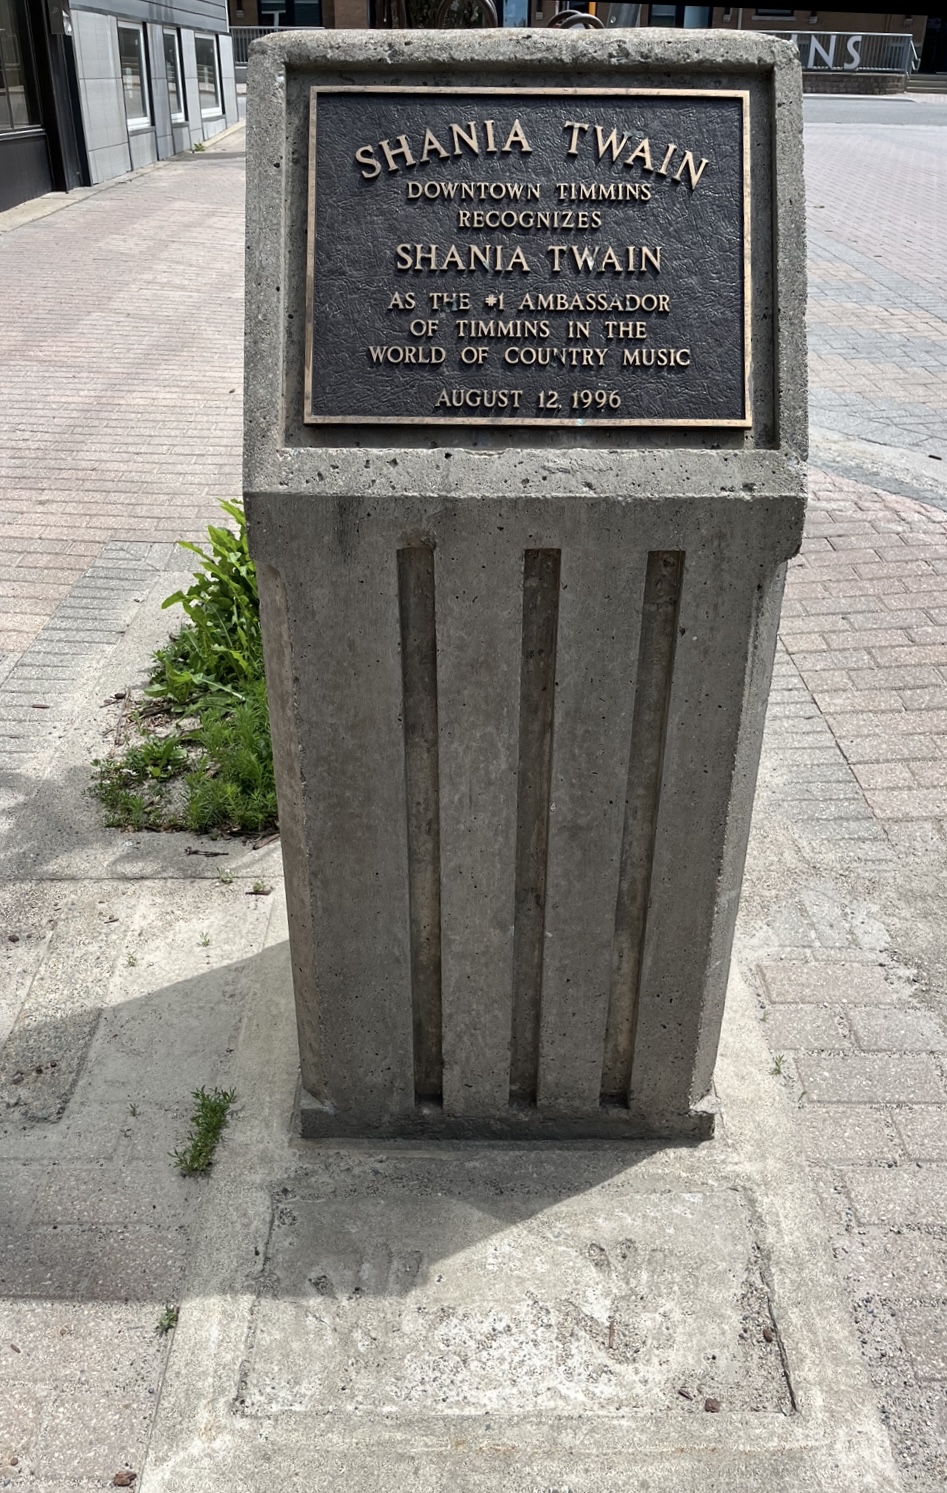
[0,0,41,134]
[117,23,150,129]
[502,0,529,24]
[194,35,222,118]
[163,29,185,122]
[648,3,711,21]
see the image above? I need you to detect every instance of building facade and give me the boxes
[5,2,938,213]
[236,4,927,48]
[708,10,925,48]
[1,0,238,212]
[71,0,238,183]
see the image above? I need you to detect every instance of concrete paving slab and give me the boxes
[765,1006,848,1051]
[758,960,901,1005]
[796,1107,897,1164]
[0,566,287,1489]
[833,1229,947,1299]
[248,1169,789,1418]
[794,1054,946,1105]
[898,1308,947,1382]
[0,1299,167,1387]
[846,1006,947,1053]
[32,1384,152,1482]
[847,1166,947,1227]
[0,1383,44,1473]
[891,1106,947,1161]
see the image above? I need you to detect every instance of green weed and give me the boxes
[171,1087,235,1176]
[183,683,276,834]
[151,501,262,710]
[89,503,276,839]
[122,737,188,780]
[156,1305,179,1334]
[90,756,169,830]
[770,1054,786,1078]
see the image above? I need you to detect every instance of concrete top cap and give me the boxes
[249,28,802,78]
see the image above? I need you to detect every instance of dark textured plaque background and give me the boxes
[307,90,748,426]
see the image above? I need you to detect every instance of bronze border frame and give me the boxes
[304,87,752,429]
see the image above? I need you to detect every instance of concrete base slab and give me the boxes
[144,907,901,1493]
[250,1157,788,1419]
[298,1086,715,1141]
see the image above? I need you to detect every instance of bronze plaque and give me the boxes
[305,88,750,427]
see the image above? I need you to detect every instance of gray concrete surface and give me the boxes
[804,96,947,126]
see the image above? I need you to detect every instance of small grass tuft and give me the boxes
[171,1086,235,1176]
[156,1305,179,1335]
[770,1053,786,1078]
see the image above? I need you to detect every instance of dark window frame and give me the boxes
[163,28,186,124]
[117,20,151,131]
[194,32,223,120]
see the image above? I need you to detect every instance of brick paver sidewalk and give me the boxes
[0,133,245,787]
[743,117,947,1492]
[805,121,947,465]
[0,139,244,665]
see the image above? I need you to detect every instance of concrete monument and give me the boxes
[244,28,807,1139]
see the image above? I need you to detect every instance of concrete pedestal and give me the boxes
[244,30,807,1139]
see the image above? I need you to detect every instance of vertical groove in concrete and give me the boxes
[397,546,443,1104]
[509,549,561,1106]
[601,550,685,1103]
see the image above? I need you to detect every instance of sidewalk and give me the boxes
[0,129,244,666]
[745,113,947,1492]
[1,111,946,1490]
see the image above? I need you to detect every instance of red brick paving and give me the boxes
[785,478,947,827]
[0,142,244,655]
